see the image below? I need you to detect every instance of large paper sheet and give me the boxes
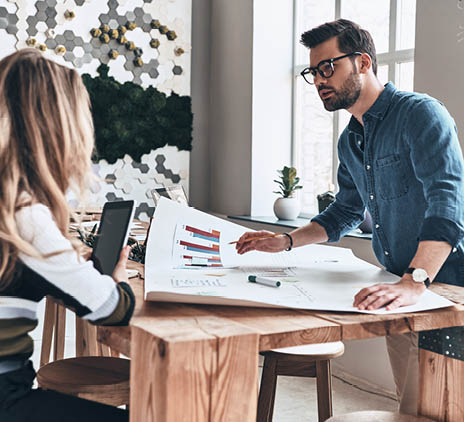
[144,198,454,314]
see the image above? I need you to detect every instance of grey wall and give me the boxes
[191,0,254,215]
[208,0,254,215]
[415,0,464,151]
[190,0,212,211]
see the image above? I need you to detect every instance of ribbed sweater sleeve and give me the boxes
[15,204,134,325]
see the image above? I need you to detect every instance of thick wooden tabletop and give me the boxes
[98,267,464,357]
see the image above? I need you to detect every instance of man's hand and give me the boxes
[236,231,289,255]
[353,277,426,311]
[112,245,132,283]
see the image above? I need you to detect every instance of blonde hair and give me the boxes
[0,48,95,289]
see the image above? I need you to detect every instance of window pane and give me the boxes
[396,61,415,91]
[397,0,416,50]
[338,109,351,135]
[295,0,335,65]
[378,64,389,85]
[340,0,390,54]
[294,77,334,214]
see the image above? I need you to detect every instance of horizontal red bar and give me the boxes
[185,225,220,240]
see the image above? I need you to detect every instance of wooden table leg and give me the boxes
[419,349,464,421]
[130,323,259,421]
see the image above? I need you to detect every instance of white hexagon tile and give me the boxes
[0,0,192,220]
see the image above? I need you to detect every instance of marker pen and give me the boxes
[248,275,281,288]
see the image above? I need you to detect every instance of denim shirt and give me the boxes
[312,82,464,285]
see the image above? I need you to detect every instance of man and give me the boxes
[236,19,464,414]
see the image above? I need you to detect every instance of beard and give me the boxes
[319,70,362,112]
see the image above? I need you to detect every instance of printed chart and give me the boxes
[173,224,224,268]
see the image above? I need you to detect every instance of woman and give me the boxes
[0,49,134,421]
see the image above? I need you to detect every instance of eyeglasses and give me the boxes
[300,52,362,85]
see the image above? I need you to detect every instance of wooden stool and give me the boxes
[40,297,117,366]
[326,411,435,421]
[37,357,130,407]
[38,297,129,407]
[257,341,345,422]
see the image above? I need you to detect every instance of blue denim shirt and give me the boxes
[312,83,464,285]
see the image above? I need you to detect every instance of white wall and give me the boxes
[251,1,293,215]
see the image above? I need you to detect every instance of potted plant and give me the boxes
[273,166,303,220]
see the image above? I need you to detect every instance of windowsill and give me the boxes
[228,215,372,240]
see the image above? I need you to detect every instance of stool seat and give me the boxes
[326,411,435,421]
[37,356,130,407]
[261,341,345,362]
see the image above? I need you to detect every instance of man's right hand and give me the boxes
[235,230,290,255]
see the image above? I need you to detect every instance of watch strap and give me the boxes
[405,267,431,288]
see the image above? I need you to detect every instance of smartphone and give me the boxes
[91,200,136,275]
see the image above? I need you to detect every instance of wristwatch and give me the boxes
[404,267,431,288]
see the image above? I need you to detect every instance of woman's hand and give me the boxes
[112,245,132,283]
[235,231,289,255]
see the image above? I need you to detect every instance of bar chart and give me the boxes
[173,224,223,268]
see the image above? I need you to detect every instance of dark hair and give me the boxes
[300,19,377,75]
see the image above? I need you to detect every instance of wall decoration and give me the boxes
[0,0,192,221]
[83,64,192,164]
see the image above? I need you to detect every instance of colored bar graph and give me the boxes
[180,240,220,255]
[174,223,223,268]
[185,226,220,242]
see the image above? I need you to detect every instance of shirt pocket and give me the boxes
[375,154,409,200]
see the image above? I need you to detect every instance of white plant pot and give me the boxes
[273,197,301,220]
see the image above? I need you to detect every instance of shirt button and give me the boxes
[369,194,374,200]
[453,247,457,253]
[366,165,371,170]
[358,140,361,146]
[384,251,389,256]
[375,224,380,229]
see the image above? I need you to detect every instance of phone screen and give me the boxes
[91,201,135,275]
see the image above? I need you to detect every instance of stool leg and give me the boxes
[53,304,66,361]
[315,360,333,422]
[40,298,56,367]
[257,357,278,422]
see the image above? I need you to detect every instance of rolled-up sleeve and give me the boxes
[406,99,464,247]
[312,160,365,242]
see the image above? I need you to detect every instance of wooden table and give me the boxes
[98,269,464,422]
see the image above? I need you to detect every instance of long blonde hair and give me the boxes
[0,48,94,290]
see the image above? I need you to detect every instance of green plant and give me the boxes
[273,166,303,198]
[82,64,192,164]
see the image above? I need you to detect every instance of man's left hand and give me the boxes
[353,278,426,311]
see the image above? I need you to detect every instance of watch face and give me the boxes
[412,268,428,282]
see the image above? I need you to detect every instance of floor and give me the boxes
[258,367,398,421]
[31,301,398,421]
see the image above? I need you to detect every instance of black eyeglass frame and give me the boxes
[300,52,362,85]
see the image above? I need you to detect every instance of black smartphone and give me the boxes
[91,200,136,275]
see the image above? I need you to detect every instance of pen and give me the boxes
[248,275,281,288]
[229,232,281,245]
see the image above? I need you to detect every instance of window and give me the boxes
[293,0,416,215]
